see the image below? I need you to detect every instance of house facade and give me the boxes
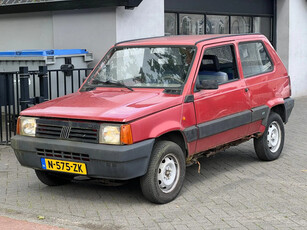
[0,0,306,97]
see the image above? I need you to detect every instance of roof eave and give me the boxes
[0,0,143,14]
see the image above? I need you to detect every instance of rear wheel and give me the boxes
[35,170,73,186]
[254,112,285,161]
[140,141,186,204]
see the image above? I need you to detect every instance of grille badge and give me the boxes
[60,126,71,139]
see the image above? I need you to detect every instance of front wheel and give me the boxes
[254,112,285,161]
[140,141,186,204]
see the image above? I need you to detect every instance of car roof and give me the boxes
[116,34,265,47]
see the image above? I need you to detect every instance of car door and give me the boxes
[238,40,275,134]
[193,43,251,153]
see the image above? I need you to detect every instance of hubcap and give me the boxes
[157,154,180,193]
[267,121,281,153]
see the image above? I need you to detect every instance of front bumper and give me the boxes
[11,135,155,180]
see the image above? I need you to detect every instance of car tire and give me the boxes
[254,112,285,161]
[35,170,73,186]
[140,141,186,204]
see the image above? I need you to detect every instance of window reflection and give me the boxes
[239,42,273,77]
[82,47,196,89]
[231,16,251,34]
[206,15,229,34]
[179,14,204,35]
[253,17,272,40]
[164,13,272,42]
[165,13,177,36]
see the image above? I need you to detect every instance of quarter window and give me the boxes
[239,42,273,77]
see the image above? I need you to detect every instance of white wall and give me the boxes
[53,8,117,65]
[288,0,307,97]
[0,2,164,66]
[277,0,307,97]
[0,8,117,66]
[116,0,164,42]
[0,12,54,50]
[276,0,289,70]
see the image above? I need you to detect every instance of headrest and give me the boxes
[199,55,220,72]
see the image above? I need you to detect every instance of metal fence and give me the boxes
[0,66,92,144]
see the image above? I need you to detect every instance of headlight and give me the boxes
[99,125,121,144]
[18,117,38,137]
[99,124,133,145]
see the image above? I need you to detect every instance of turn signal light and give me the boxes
[121,124,133,145]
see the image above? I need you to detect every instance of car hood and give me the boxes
[21,88,183,122]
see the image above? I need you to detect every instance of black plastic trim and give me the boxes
[11,135,155,180]
[251,105,269,123]
[183,126,198,142]
[284,97,294,124]
[195,33,262,45]
[115,36,166,46]
[198,110,251,139]
[0,0,143,14]
[184,95,194,103]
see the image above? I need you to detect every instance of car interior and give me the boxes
[196,45,239,88]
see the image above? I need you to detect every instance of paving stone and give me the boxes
[0,96,307,229]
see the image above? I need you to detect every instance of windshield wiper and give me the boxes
[91,79,134,91]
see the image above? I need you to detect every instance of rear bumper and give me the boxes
[11,135,155,180]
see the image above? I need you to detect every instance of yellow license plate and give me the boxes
[41,158,87,175]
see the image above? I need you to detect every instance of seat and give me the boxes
[198,55,228,84]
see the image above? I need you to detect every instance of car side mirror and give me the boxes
[196,79,219,90]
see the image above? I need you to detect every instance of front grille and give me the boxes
[36,148,90,161]
[36,119,99,143]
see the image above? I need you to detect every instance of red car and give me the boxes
[12,34,294,203]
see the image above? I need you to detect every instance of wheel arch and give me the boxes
[155,130,188,157]
[265,98,287,124]
[270,104,286,123]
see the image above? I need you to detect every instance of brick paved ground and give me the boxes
[0,96,306,230]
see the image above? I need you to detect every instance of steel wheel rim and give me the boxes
[267,121,282,153]
[157,153,180,193]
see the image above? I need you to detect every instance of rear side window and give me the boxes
[239,42,273,78]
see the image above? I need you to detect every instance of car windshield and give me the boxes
[81,46,196,91]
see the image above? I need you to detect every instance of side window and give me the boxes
[198,45,239,85]
[238,42,273,78]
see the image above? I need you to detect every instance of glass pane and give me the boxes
[206,15,229,34]
[165,13,177,36]
[179,14,204,35]
[202,45,239,81]
[239,42,273,77]
[253,17,272,40]
[81,46,196,89]
[231,16,252,34]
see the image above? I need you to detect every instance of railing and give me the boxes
[0,66,92,144]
